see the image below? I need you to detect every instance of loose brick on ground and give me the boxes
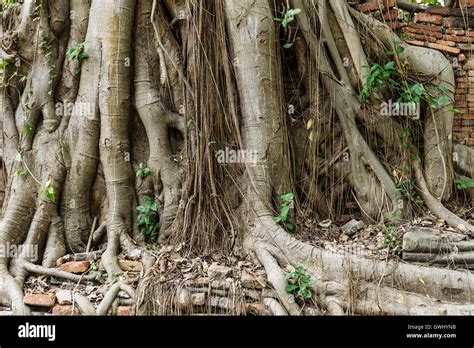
[60,261,90,274]
[415,13,443,25]
[24,293,56,308]
[52,305,80,315]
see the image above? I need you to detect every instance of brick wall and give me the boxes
[356,0,474,145]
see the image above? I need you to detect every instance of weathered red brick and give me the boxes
[116,306,133,316]
[60,261,89,274]
[24,293,56,307]
[415,13,443,25]
[436,40,456,47]
[405,39,460,55]
[460,0,474,8]
[457,83,473,89]
[403,32,436,42]
[442,34,474,43]
[408,23,442,33]
[443,17,474,29]
[457,76,470,83]
[403,26,443,38]
[52,305,80,315]
[118,260,143,272]
[426,6,474,16]
[357,0,396,12]
[382,10,400,21]
[446,28,465,36]
[458,44,474,51]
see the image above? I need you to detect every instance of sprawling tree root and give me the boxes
[224,0,474,315]
[1,0,474,316]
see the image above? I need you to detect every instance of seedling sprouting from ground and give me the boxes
[285,266,316,300]
[382,225,402,251]
[88,260,102,281]
[274,192,294,230]
[137,196,160,243]
[136,162,151,178]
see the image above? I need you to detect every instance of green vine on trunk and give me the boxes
[359,40,459,115]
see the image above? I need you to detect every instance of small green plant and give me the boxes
[137,196,160,243]
[382,226,402,251]
[285,266,316,300]
[67,41,89,62]
[274,8,301,48]
[88,260,102,281]
[360,41,454,113]
[66,41,89,75]
[455,177,474,190]
[136,162,151,178]
[273,192,294,230]
[359,60,399,101]
[38,180,55,202]
[274,8,301,28]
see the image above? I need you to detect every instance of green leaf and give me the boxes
[285,284,298,293]
[23,122,32,135]
[283,42,293,49]
[143,195,154,206]
[384,61,395,70]
[412,154,421,163]
[46,185,55,202]
[285,222,294,230]
[302,288,312,298]
[280,192,294,203]
[273,215,282,223]
[16,168,26,175]
[395,45,405,54]
[437,95,449,105]
[411,83,424,96]
[280,205,290,220]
